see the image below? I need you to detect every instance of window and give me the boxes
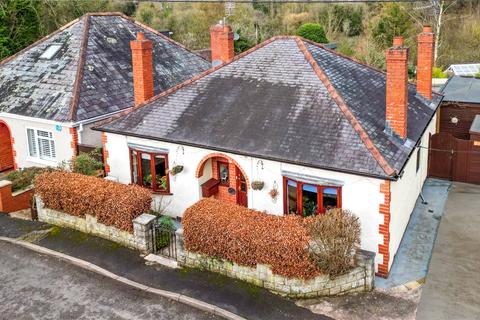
[26,128,56,160]
[218,161,229,185]
[416,147,421,173]
[129,148,170,193]
[283,177,341,217]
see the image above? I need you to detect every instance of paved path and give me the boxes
[376,178,451,289]
[0,215,330,320]
[416,182,480,320]
[0,241,217,320]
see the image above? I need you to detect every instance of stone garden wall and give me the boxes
[175,228,375,298]
[36,196,156,252]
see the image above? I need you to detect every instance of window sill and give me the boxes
[151,191,173,196]
[26,157,57,166]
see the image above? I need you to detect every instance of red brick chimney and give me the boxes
[210,22,234,65]
[130,32,154,106]
[386,36,409,140]
[417,25,435,100]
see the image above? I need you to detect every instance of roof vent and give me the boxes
[39,44,63,60]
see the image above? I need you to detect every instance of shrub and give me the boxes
[304,208,360,277]
[432,67,448,79]
[297,23,328,44]
[35,171,152,232]
[183,198,319,279]
[72,149,103,176]
[6,167,52,192]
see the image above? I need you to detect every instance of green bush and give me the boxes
[6,167,51,192]
[297,23,328,44]
[70,148,103,176]
[432,67,448,79]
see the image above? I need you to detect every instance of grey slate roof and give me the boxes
[98,37,442,179]
[0,13,210,122]
[441,76,480,104]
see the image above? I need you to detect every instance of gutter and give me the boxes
[93,126,396,182]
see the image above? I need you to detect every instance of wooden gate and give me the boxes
[428,132,480,184]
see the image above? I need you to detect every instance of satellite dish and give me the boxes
[212,59,223,67]
[234,33,240,41]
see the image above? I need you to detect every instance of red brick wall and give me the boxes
[101,133,110,174]
[417,26,434,100]
[377,180,391,277]
[130,32,154,106]
[0,182,33,213]
[386,36,409,139]
[210,24,234,64]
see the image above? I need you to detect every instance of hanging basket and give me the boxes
[251,180,265,190]
[170,165,184,176]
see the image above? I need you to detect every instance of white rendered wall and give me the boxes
[0,115,74,169]
[79,123,103,147]
[389,114,436,268]
[105,132,384,261]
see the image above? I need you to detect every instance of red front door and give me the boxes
[0,123,14,172]
[236,168,248,207]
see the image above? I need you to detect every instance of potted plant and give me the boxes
[251,180,264,190]
[170,165,184,175]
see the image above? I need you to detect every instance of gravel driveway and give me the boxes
[0,241,217,320]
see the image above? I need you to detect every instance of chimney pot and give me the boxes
[393,36,404,47]
[422,25,433,33]
[130,33,154,106]
[386,37,409,139]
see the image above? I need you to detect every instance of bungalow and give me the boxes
[96,24,442,277]
[0,12,209,172]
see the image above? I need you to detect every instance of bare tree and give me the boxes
[409,1,461,65]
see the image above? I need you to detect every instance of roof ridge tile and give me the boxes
[68,15,90,121]
[295,37,396,176]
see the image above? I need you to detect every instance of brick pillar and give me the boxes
[417,26,435,100]
[210,23,234,65]
[377,180,391,277]
[130,32,154,106]
[69,127,78,160]
[386,36,409,140]
[101,133,110,174]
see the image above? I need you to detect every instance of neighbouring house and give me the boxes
[0,12,209,172]
[427,76,480,184]
[446,63,480,77]
[438,76,480,139]
[96,24,442,277]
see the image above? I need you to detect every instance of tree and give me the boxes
[0,0,41,60]
[297,23,328,43]
[371,3,413,48]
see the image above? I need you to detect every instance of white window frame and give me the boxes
[25,127,56,161]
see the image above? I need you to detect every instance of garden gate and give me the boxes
[428,132,480,184]
[151,220,177,260]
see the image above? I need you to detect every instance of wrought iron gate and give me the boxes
[151,220,177,260]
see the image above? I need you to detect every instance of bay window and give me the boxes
[284,177,341,217]
[130,148,170,193]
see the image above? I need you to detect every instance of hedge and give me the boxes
[183,198,320,279]
[35,171,152,233]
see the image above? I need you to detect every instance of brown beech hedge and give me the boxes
[183,198,320,279]
[35,171,152,233]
